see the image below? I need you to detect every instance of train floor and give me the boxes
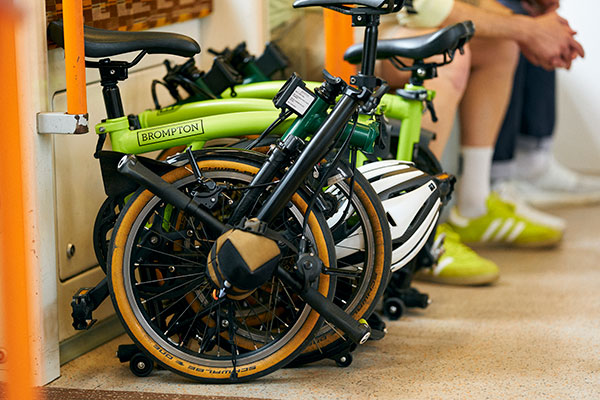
[46,205,600,399]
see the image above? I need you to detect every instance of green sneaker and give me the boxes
[449,193,563,247]
[415,224,500,286]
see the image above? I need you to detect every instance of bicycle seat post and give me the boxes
[97,58,127,119]
[350,12,381,91]
[85,52,148,121]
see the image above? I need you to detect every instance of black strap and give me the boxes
[242,218,298,253]
[94,134,107,159]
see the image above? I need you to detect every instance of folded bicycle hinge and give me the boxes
[37,112,89,134]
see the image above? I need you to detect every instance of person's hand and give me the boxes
[518,11,584,70]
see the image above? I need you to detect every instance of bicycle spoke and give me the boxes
[163,289,204,337]
[279,278,300,319]
[182,214,215,252]
[267,277,282,336]
[150,282,210,322]
[151,209,189,242]
[247,292,289,332]
[244,296,273,341]
[136,272,205,286]
[140,276,203,304]
[136,244,204,266]
[233,301,260,350]
[334,243,366,251]
[134,263,203,269]
[180,295,205,347]
[323,319,346,341]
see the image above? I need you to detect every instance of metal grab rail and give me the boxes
[324,9,356,81]
[0,2,37,399]
[37,0,89,135]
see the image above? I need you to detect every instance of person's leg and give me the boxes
[378,24,471,159]
[491,54,527,182]
[512,59,600,207]
[515,59,556,178]
[491,54,566,231]
[418,47,471,158]
[447,36,563,246]
[456,36,519,218]
[377,26,499,286]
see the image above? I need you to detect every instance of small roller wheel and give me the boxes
[129,353,154,377]
[402,288,431,309]
[335,353,353,368]
[383,297,406,320]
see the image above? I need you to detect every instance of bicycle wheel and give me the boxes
[293,170,391,365]
[108,155,336,382]
[414,140,443,176]
[93,193,128,273]
[224,139,392,363]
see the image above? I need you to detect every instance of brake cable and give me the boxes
[299,112,359,254]
[245,109,294,150]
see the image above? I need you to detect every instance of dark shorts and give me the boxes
[496,0,526,14]
[492,1,556,161]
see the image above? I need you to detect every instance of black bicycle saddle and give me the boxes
[344,21,475,63]
[47,20,200,58]
[293,0,404,14]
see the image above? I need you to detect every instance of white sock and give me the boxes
[457,146,493,218]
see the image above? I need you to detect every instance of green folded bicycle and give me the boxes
[51,0,411,382]
[50,0,474,381]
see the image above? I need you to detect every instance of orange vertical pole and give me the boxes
[0,1,38,400]
[62,0,87,115]
[323,9,356,82]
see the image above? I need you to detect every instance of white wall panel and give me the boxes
[554,1,600,173]
[198,0,268,66]
[49,7,267,356]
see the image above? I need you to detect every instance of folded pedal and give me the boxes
[71,278,109,330]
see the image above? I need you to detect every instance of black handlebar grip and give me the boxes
[117,155,226,235]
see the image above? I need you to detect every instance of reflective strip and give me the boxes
[493,218,515,242]
[433,256,454,276]
[449,208,470,228]
[481,218,502,242]
[506,221,526,242]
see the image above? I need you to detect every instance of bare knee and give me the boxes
[436,43,471,95]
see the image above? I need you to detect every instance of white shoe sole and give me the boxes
[521,190,600,209]
[415,271,499,286]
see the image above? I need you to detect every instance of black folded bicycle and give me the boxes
[49,0,410,383]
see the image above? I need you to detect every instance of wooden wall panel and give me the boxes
[46,0,212,31]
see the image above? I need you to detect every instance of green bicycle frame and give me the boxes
[97,97,379,154]
[98,76,431,160]
[220,81,435,161]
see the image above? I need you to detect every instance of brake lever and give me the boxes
[426,98,438,123]
[359,83,390,114]
[374,83,390,101]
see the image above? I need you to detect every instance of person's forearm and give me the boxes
[444,1,532,42]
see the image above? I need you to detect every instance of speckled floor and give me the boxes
[47,205,600,399]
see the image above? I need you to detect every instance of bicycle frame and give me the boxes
[98,81,432,162]
[97,102,379,155]
[220,80,434,161]
[75,2,417,346]
[148,71,435,162]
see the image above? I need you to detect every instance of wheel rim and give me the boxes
[119,170,324,368]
